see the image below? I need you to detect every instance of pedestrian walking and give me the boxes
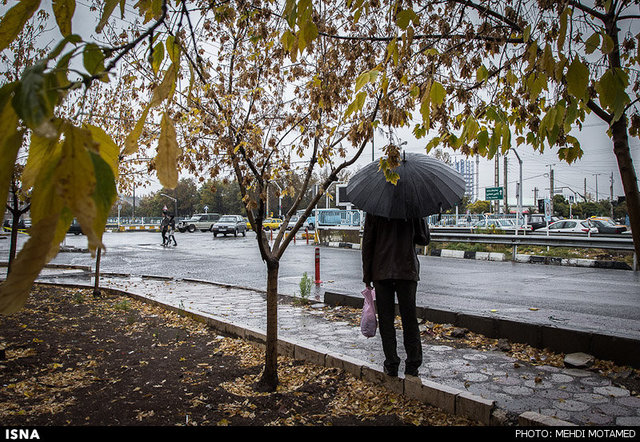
[166,215,177,246]
[361,214,430,377]
[161,213,169,246]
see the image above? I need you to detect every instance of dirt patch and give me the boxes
[0,285,476,426]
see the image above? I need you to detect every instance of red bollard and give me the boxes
[305,228,309,244]
[315,247,322,284]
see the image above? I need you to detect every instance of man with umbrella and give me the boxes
[347,152,465,378]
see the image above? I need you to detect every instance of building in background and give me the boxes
[453,156,478,201]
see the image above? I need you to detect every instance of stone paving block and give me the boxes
[518,411,576,426]
[294,344,326,367]
[455,391,495,425]
[361,366,403,395]
[325,352,363,378]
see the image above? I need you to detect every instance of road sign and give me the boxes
[485,187,504,200]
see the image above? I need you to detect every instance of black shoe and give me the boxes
[384,367,398,377]
[405,367,419,377]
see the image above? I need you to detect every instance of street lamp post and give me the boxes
[160,193,178,217]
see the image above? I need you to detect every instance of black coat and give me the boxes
[361,213,430,284]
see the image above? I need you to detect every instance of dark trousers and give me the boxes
[373,279,422,373]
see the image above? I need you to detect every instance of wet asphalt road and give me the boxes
[2,229,639,340]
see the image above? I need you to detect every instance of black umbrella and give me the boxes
[346,152,466,219]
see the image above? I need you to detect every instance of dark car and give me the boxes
[2,218,27,231]
[526,213,560,230]
[212,215,247,237]
[588,218,627,234]
[68,219,84,235]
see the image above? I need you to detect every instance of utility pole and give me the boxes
[610,172,614,218]
[494,153,500,213]
[584,178,587,202]
[512,150,523,226]
[533,187,539,209]
[593,173,602,202]
[503,155,508,214]
[547,164,554,215]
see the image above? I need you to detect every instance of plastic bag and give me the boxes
[360,287,377,338]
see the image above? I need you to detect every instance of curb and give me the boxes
[31,276,579,427]
[323,291,640,369]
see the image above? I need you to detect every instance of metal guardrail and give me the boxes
[430,232,635,251]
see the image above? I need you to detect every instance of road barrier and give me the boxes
[430,232,637,270]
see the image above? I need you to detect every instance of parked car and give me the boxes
[588,217,627,234]
[286,215,300,230]
[472,218,517,229]
[538,219,597,234]
[526,213,560,230]
[262,218,283,230]
[67,219,84,235]
[212,215,247,237]
[177,213,221,232]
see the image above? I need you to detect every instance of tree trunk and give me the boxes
[611,118,640,263]
[7,210,19,276]
[256,258,279,392]
[93,248,102,297]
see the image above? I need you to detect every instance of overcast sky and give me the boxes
[4,0,639,208]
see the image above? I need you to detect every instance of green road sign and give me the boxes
[485,187,504,200]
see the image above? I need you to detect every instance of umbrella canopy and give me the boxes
[346,152,466,219]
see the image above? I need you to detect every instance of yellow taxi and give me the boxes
[262,218,283,230]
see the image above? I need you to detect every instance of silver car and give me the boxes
[212,215,247,237]
[177,213,221,232]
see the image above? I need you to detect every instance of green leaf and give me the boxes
[0,0,42,52]
[584,33,600,54]
[89,150,118,238]
[83,43,106,76]
[596,68,630,122]
[165,35,180,64]
[566,59,589,101]
[601,34,614,55]
[12,61,59,137]
[52,0,75,36]
[151,41,165,74]
[96,0,119,33]
[396,9,418,30]
[476,65,488,83]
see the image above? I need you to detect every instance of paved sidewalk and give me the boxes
[34,269,640,427]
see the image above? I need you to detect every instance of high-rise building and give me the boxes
[453,156,477,201]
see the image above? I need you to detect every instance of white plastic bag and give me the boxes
[360,287,377,338]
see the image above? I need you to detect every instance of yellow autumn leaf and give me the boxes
[22,132,61,190]
[123,103,150,156]
[0,99,24,215]
[0,214,59,314]
[56,124,101,253]
[156,111,179,189]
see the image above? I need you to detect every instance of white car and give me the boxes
[539,219,597,234]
